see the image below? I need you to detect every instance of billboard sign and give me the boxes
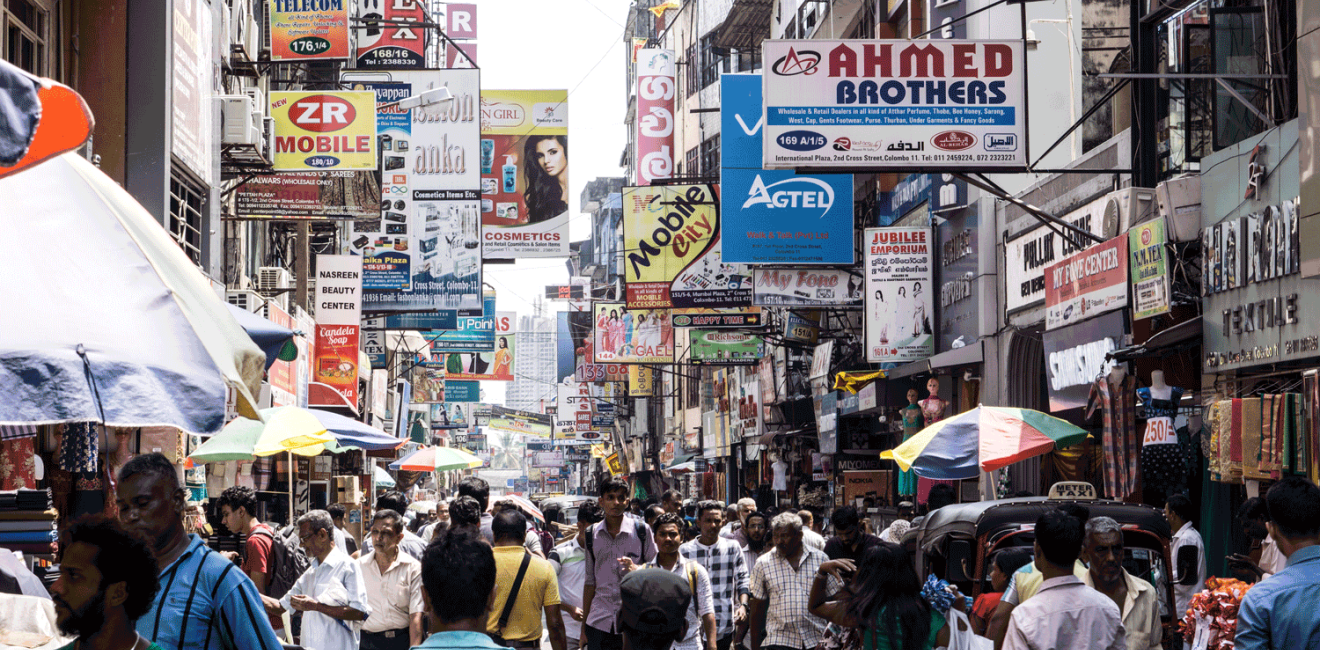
[354,0,426,68]
[1129,219,1171,320]
[671,307,763,328]
[762,40,1026,169]
[864,228,934,363]
[426,292,496,353]
[435,311,514,381]
[310,255,362,408]
[270,0,349,61]
[270,91,377,171]
[444,381,480,403]
[488,406,553,437]
[233,171,381,219]
[720,73,854,264]
[690,330,764,365]
[593,303,674,364]
[635,49,675,184]
[1005,194,1107,312]
[752,268,864,306]
[479,90,570,258]
[429,402,470,429]
[1042,310,1124,411]
[1044,235,1128,330]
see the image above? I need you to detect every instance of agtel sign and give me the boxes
[743,175,834,217]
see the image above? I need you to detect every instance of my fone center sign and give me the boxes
[762,40,1025,169]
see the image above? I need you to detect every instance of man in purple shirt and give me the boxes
[580,477,657,650]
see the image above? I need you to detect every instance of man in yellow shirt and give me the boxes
[487,509,567,650]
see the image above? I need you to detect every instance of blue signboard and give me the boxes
[444,381,480,402]
[425,293,496,352]
[382,309,459,331]
[721,74,854,265]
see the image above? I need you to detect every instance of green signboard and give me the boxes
[690,330,763,365]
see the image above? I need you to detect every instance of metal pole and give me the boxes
[295,222,310,311]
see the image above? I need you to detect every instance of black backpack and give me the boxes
[251,525,311,599]
[584,516,652,566]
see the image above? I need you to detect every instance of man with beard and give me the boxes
[51,515,163,650]
[739,512,770,572]
[681,501,749,650]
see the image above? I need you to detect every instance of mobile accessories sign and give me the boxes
[762,40,1026,169]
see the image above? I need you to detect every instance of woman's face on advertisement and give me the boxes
[535,138,566,177]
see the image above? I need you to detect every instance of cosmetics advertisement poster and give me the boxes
[433,310,515,381]
[478,90,570,258]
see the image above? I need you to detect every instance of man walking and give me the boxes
[51,516,163,650]
[681,500,749,650]
[661,490,684,516]
[273,510,372,650]
[618,569,694,650]
[358,509,425,650]
[328,503,357,555]
[1165,495,1205,617]
[796,512,825,551]
[1002,510,1124,650]
[722,499,756,540]
[411,528,503,650]
[581,477,657,650]
[1235,477,1320,649]
[551,501,604,649]
[116,453,284,650]
[748,513,830,650]
[1081,517,1161,650]
[740,511,770,572]
[359,491,427,560]
[487,510,567,650]
[823,506,881,562]
[216,485,285,636]
[626,513,716,650]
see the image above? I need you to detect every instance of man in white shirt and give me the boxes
[274,510,373,650]
[720,499,756,540]
[624,513,716,650]
[1003,509,1125,650]
[358,509,425,650]
[551,502,605,648]
[795,511,826,551]
[1165,495,1206,616]
[1081,517,1162,650]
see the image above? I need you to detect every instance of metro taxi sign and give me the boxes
[270,91,377,171]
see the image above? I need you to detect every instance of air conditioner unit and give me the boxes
[258,266,293,292]
[243,7,260,61]
[218,95,259,145]
[1098,187,1157,240]
[230,0,259,60]
[1156,175,1202,242]
[226,289,264,313]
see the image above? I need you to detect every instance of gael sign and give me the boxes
[762,40,1026,169]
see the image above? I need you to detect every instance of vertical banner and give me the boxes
[270,0,350,61]
[628,365,655,396]
[354,0,426,68]
[478,90,570,257]
[864,228,934,363]
[635,49,676,185]
[270,92,378,171]
[311,255,363,408]
[171,0,211,180]
[1129,219,1171,320]
[266,303,298,407]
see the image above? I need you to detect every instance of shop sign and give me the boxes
[809,341,834,379]
[733,369,762,441]
[622,183,752,309]
[605,452,624,476]
[270,92,376,171]
[783,310,821,343]
[371,368,388,420]
[1044,235,1128,330]
[628,365,655,396]
[839,392,859,415]
[816,391,838,454]
[1004,193,1109,313]
[865,228,935,362]
[429,402,470,429]
[488,406,553,437]
[441,381,479,403]
[762,40,1027,169]
[1129,219,1171,320]
[1041,310,1125,411]
[812,452,834,480]
[270,0,349,61]
[435,311,514,381]
[593,302,675,363]
[719,74,855,265]
[557,380,596,433]
[842,470,893,505]
[310,255,361,408]
[752,268,864,307]
[858,381,878,411]
[479,90,571,258]
[671,308,764,328]
[425,292,496,353]
[172,0,211,179]
[266,302,297,407]
[938,205,980,350]
[354,0,426,68]
[407,366,445,404]
[533,451,564,467]
[635,49,676,184]
[234,171,381,219]
[691,330,764,365]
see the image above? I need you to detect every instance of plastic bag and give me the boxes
[944,608,992,650]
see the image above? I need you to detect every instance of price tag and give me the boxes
[1143,417,1176,446]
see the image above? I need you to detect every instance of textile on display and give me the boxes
[1087,373,1138,500]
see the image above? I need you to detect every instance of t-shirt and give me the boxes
[58,642,165,650]
[862,607,945,650]
[487,546,561,644]
[972,592,1002,621]
[242,523,282,630]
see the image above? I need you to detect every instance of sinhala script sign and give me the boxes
[762,40,1025,169]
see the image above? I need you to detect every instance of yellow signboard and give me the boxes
[605,453,624,476]
[269,91,377,171]
[628,365,654,396]
[590,444,608,458]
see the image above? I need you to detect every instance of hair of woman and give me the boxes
[844,543,931,650]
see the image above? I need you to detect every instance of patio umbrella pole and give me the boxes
[289,451,295,523]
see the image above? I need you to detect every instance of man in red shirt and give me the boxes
[218,485,284,636]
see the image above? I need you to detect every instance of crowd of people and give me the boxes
[23,454,1320,650]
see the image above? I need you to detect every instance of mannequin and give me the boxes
[920,376,948,426]
[898,389,922,497]
[1088,362,1140,499]
[1137,368,1188,500]
[771,452,788,492]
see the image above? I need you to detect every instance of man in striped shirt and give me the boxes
[681,500,749,650]
[116,453,285,650]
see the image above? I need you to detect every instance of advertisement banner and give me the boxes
[407,366,446,403]
[557,381,597,434]
[783,310,822,344]
[628,365,655,396]
[720,73,854,264]
[1042,310,1124,411]
[345,70,482,312]
[429,402,471,429]
[564,310,626,381]
[270,91,377,171]
[444,381,480,403]
[311,255,362,408]
[690,331,764,365]
[354,0,426,68]
[592,303,674,364]
[623,183,752,308]
[635,49,676,184]
[488,406,553,437]
[752,268,864,306]
[842,470,893,506]
[533,451,565,467]
[864,228,935,363]
[233,171,381,219]
[1129,219,1171,320]
[762,40,1027,169]
[435,311,514,381]
[266,303,297,407]
[1044,235,1128,330]
[670,308,763,328]
[478,90,570,258]
[1004,194,1107,312]
[815,390,838,453]
[171,0,211,180]
[426,292,496,353]
[269,0,349,61]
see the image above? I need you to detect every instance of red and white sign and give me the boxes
[445,3,478,39]
[634,49,676,185]
[446,42,477,68]
[310,255,362,409]
[1044,235,1128,330]
[355,0,427,68]
[266,303,297,407]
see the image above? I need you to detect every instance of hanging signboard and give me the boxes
[622,183,752,309]
[1042,310,1125,411]
[720,73,855,264]
[435,311,515,381]
[233,171,381,219]
[762,40,1027,169]
[488,406,553,437]
[690,331,764,365]
[1044,235,1128,330]
[407,366,445,404]
[671,307,763,328]
[426,292,497,353]
[354,0,426,68]
[593,302,674,363]
[310,255,362,408]
[864,228,935,363]
[429,402,471,429]
[478,90,571,258]
[1129,219,1171,320]
[809,340,834,379]
[444,381,480,403]
[270,0,350,61]
[752,268,864,307]
[1004,194,1108,313]
[171,0,211,180]
[628,365,655,396]
[270,91,377,171]
[635,49,676,185]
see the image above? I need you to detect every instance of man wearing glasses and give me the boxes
[359,509,425,650]
[271,510,372,650]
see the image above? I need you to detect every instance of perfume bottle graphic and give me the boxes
[502,156,517,193]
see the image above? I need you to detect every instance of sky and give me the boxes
[462,0,633,405]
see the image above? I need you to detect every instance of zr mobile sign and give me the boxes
[762,40,1026,169]
[270,91,377,171]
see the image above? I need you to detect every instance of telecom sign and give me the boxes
[721,74,854,265]
[762,40,1026,169]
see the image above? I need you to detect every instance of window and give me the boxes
[685,146,699,176]
[699,135,720,176]
[1211,7,1269,150]
[699,33,727,89]
[734,47,762,73]
[170,167,206,265]
[3,0,51,76]
[684,368,700,409]
[685,42,699,97]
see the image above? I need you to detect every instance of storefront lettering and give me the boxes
[1047,337,1116,391]
[941,228,973,267]
[941,272,972,307]
[1221,294,1299,336]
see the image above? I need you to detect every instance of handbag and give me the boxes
[814,624,862,650]
[943,608,991,650]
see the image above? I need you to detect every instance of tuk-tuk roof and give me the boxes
[916,497,1171,552]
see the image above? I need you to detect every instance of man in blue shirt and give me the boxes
[411,526,503,650]
[116,453,284,650]
[1235,477,1320,650]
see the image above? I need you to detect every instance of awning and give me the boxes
[751,427,811,447]
[712,0,774,50]
[882,340,984,380]
[226,302,298,371]
[1108,316,1202,362]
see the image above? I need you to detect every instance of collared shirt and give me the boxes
[681,536,750,638]
[487,546,561,644]
[1235,545,1320,650]
[550,538,589,640]
[1170,521,1206,615]
[822,533,882,562]
[280,547,373,650]
[332,526,348,554]
[645,557,714,650]
[719,522,740,540]
[360,528,428,561]
[749,546,832,650]
[358,550,424,633]
[1002,576,1126,650]
[414,630,507,650]
[1259,534,1287,576]
[137,534,284,650]
[583,515,656,633]
[480,513,544,554]
[1001,560,1089,606]
[801,529,826,551]
[1082,570,1161,650]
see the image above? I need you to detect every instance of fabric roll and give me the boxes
[58,423,99,473]
[1227,399,1243,481]
[0,510,57,522]
[0,531,57,544]
[1207,403,1222,481]
[0,437,37,490]
[1241,398,1267,481]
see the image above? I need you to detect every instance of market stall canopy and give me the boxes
[190,408,334,462]
[389,446,484,472]
[373,465,396,488]
[225,302,298,371]
[306,408,404,451]
[0,153,264,434]
[882,405,1087,479]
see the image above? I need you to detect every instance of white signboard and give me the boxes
[315,255,363,325]
[864,228,934,363]
[1004,194,1108,313]
[762,40,1026,169]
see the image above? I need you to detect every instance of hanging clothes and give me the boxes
[0,436,37,490]
[1087,373,1139,500]
[898,405,922,498]
[1241,397,1269,481]
[58,423,99,474]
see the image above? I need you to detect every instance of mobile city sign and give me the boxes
[762,40,1027,169]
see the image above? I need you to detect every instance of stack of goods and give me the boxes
[0,489,57,555]
[1180,577,1252,650]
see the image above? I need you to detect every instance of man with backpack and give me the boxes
[622,513,716,650]
[580,477,657,650]
[218,485,307,637]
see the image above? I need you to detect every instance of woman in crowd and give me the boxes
[809,543,951,650]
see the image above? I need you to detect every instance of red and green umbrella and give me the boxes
[881,406,1088,479]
